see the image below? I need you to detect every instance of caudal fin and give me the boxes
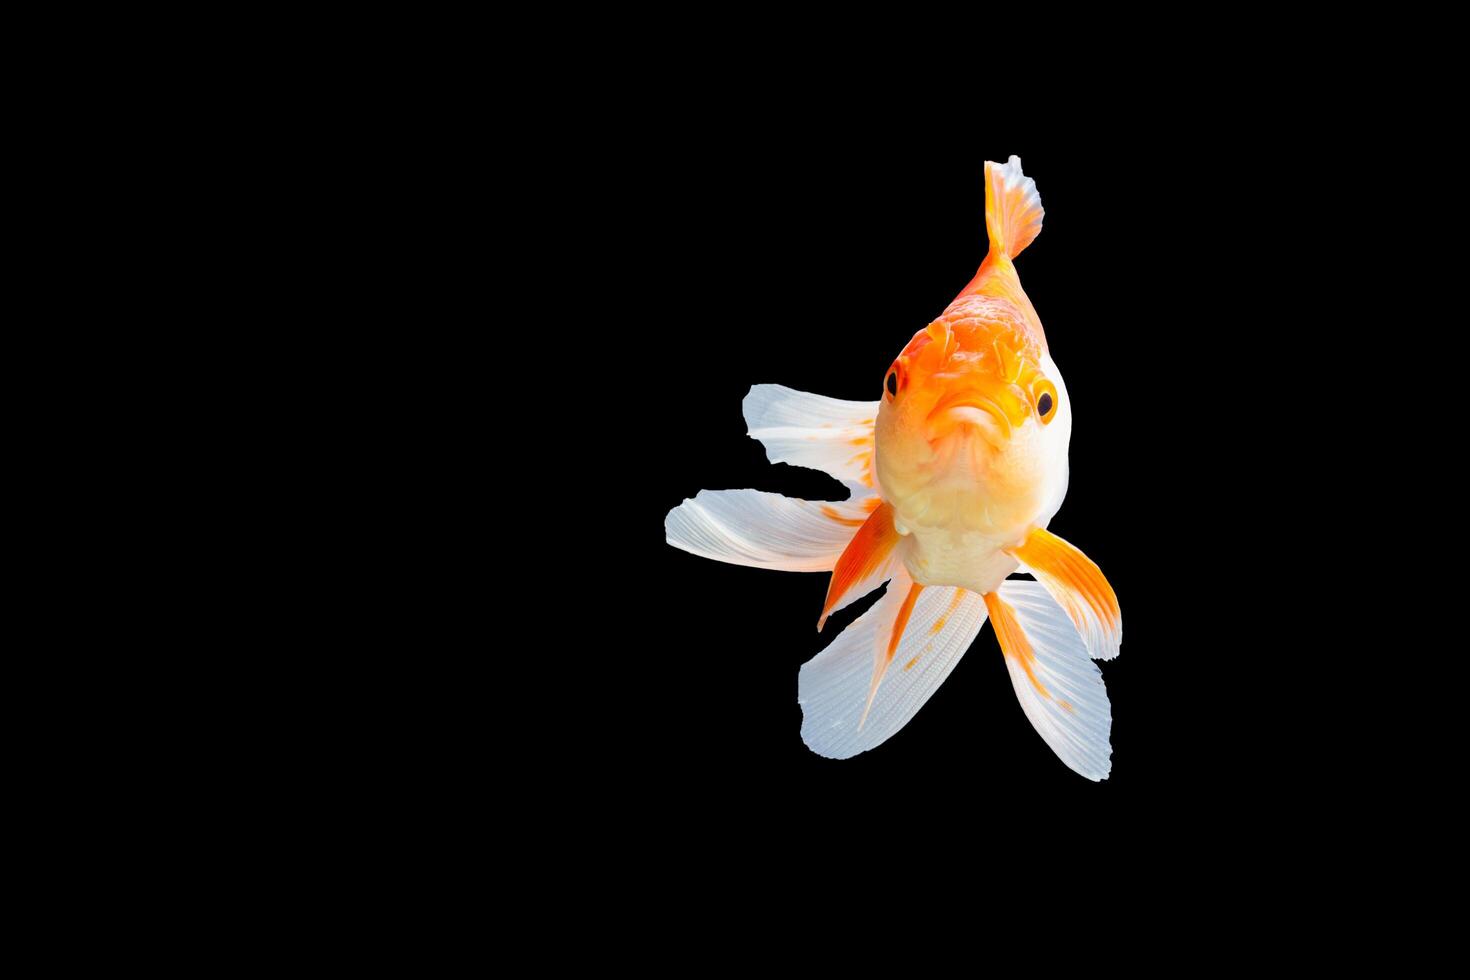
[984,156,1044,261]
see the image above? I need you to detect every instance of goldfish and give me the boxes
[664,156,1121,779]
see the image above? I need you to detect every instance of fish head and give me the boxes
[874,313,1071,541]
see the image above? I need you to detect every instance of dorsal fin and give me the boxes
[983,155,1045,260]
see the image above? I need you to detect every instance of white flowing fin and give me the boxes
[743,384,879,497]
[665,489,878,572]
[993,580,1112,781]
[799,572,987,759]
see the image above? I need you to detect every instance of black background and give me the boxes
[300,45,1456,892]
[566,111,1377,838]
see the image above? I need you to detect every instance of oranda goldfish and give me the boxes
[665,156,1121,779]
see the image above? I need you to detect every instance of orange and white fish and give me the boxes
[665,156,1121,779]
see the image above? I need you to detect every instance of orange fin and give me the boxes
[1004,528,1121,661]
[817,501,899,632]
[858,580,924,730]
[984,156,1044,261]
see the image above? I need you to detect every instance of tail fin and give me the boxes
[984,156,1044,261]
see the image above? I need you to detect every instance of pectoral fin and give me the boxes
[1005,528,1121,661]
[817,501,900,631]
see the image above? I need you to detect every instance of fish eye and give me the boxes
[1035,382,1058,424]
[884,363,904,400]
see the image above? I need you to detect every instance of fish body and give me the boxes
[878,305,1067,596]
[665,157,1121,779]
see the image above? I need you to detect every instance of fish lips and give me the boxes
[926,394,1012,450]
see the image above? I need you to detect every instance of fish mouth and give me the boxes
[927,392,1012,448]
